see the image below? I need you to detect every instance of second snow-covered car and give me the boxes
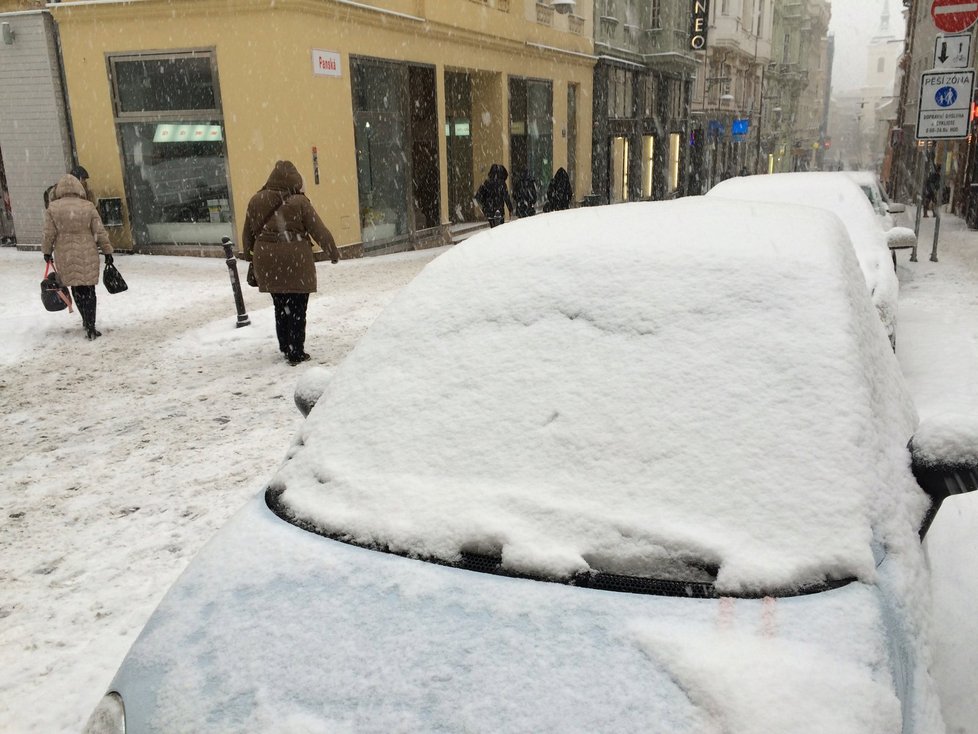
[86,199,972,734]
[707,171,901,346]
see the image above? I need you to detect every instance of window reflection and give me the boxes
[111,52,231,245]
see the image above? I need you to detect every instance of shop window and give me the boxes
[110,51,231,245]
[114,56,217,113]
[353,59,407,241]
[610,135,629,203]
[641,135,654,199]
[668,132,681,192]
[608,68,634,120]
[351,58,439,241]
[509,77,553,206]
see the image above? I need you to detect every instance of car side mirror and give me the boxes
[886,203,906,214]
[910,415,978,538]
[886,226,917,249]
[294,366,333,417]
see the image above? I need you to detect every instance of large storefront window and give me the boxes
[610,136,629,203]
[352,58,439,242]
[110,51,232,245]
[509,77,553,205]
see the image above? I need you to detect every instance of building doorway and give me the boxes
[509,77,553,209]
[446,72,475,223]
[0,148,15,245]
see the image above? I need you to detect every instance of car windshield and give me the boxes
[273,200,919,597]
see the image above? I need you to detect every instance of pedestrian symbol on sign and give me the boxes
[936,86,959,107]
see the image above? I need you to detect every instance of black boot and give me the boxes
[85,323,101,340]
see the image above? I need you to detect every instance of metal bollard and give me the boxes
[221,236,251,328]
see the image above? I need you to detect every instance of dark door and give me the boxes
[409,65,440,230]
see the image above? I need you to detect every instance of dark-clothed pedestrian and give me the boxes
[922,164,941,218]
[242,160,340,366]
[474,164,513,228]
[42,174,113,340]
[513,171,537,218]
[544,168,573,212]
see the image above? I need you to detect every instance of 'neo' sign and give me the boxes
[690,0,710,51]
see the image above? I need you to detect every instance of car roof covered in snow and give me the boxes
[706,172,898,336]
[273,198,923,595]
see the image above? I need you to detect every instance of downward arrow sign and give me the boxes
[939,42,950,61]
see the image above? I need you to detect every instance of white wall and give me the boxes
[0,11,73,245]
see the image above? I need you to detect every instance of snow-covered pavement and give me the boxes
[896,214,978,734]
[0,246,444,732]
[0,209,976,733]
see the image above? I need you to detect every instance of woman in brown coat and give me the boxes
[242,160,340,365]
[42,174,113,340]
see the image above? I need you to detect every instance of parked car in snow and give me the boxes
[844,170,918,266]
[85,200,974,734]
[845,170,908,229]
[707,171,901,346]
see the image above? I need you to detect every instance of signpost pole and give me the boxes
[931,158,948,261]
[912,154,926,261]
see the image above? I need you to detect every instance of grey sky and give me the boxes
[829,0,906,92]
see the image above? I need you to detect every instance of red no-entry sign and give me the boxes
[932,0,978,33]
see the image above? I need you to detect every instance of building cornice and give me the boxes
[50,0,595,66]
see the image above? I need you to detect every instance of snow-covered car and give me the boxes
[845,170,910,230]
[844,170,918,267]
[85,199,973,734]
[707,171,901,347]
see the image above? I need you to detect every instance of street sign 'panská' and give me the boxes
[917,69,976,139]
[931,0,978,33]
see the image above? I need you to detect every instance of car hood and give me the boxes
[111,494,907,733]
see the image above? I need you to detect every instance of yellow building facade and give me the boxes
[49,0,594,255]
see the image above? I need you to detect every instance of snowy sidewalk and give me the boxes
[0,247,445,732]
[896,212,978,734]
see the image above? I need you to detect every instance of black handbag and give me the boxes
[40,262,72,312]
[246,262,258,287]
[103,262,128,294]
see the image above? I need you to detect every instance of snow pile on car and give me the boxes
[274,198,925,595]
[708,172,899,339]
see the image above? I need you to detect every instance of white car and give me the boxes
[845,170,918,266]
[708,171,901,346]
[86,200,972,734]
[845,170,910,230]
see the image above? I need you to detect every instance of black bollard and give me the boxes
[221,236,251,328]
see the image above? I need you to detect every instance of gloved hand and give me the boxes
[104,254,114,266]
[43,254,53,263]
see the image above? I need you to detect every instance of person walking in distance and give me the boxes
[242,160,340,366]
[42,173,113,340]
[543,167,573,212]
[922,164,941,218]
[512,171,537,219]
[474,164,513,228]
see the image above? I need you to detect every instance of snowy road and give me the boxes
[1,210,977,733]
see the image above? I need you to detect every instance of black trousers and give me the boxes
[71,285,97,328]
[271,293,309,358]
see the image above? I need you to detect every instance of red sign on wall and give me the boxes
[931,0,978,34]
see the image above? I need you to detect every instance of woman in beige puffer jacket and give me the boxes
[42,174,113,340]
